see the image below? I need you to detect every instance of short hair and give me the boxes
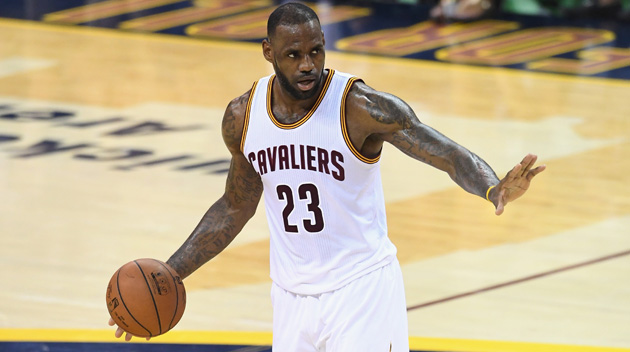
[267,2,320,39]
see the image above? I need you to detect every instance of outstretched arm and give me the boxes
[346,82,545,215]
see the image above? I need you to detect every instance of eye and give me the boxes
[311,49,319,54]
[288,53,295,58]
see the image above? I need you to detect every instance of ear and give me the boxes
[262,38,273,64]
[321,31,326,47]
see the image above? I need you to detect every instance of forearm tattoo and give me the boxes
[167,196,237,279]
[167,94,262,279]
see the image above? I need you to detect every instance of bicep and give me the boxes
[223,150,263,211]
[220,90,263,212]
[359,88,464,174]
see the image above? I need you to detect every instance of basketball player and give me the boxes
[109,2,546,350]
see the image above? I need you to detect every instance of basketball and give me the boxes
[106,258,186,338]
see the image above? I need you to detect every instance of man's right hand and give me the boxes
[108,318,151,341]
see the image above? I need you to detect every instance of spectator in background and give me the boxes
[430,0,630,22]
[430,0,498,22]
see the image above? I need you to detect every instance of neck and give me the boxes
[271,70,327,124]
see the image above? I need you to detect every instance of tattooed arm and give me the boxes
[345,81,545,215]
[166,91,263,279]
[109,91,263,341]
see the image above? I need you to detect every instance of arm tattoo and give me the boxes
[221,94,249,148]
[166,158,262,279]
[450,151,500,197]
[167,196,236,279]
[365,91,411,129]
[365,90,499,198]
[167,92,263,279]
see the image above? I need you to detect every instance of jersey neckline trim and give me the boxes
[341,77,381,164]
[266,69,335,130]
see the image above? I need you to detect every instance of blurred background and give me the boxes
[1,1,629,351]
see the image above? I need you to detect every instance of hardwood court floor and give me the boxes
[0,16,629,351]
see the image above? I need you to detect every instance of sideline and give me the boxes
[1,329,629,352]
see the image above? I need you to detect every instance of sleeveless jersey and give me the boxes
[241,70,397,295]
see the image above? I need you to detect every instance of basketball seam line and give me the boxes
[115,268,152,337]
[134,260,162,336]
[157,261,180,330]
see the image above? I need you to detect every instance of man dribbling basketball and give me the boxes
[109,2,545,350]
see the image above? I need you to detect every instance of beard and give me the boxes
[273,61,322,101]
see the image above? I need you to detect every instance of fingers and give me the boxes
[109,318,123,338]
[516,154,546,181]
[507,163,522,181]
[110,320,127,340]
[493,154,544,216]
[519,154,537,177]
[124,332,151,342]
[110,318,150,341]
[526,164,547,180]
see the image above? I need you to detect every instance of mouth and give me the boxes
[297,77,316,91]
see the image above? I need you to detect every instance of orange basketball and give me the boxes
[106,258,186,338]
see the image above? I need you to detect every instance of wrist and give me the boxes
[485,185,497,204]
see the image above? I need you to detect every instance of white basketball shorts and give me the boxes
[271,258,409,352]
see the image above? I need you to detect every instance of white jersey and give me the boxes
[241,70,397,295]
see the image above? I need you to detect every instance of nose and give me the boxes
[298,54,314,73]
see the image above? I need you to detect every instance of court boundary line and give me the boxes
[407,249,630,311]
[1,329,629,352]
[1,17,630,88]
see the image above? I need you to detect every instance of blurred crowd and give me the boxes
[427,0,630,22]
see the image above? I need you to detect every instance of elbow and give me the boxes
[224,196,258,222]
[243,203,257,220]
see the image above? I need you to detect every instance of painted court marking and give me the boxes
[0,57,56,78]
[1,330,629,352]
[407,248,630,311]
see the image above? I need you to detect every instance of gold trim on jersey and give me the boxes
[240,80,258,152]
[341,77,381,164]
[266,69,336,129]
